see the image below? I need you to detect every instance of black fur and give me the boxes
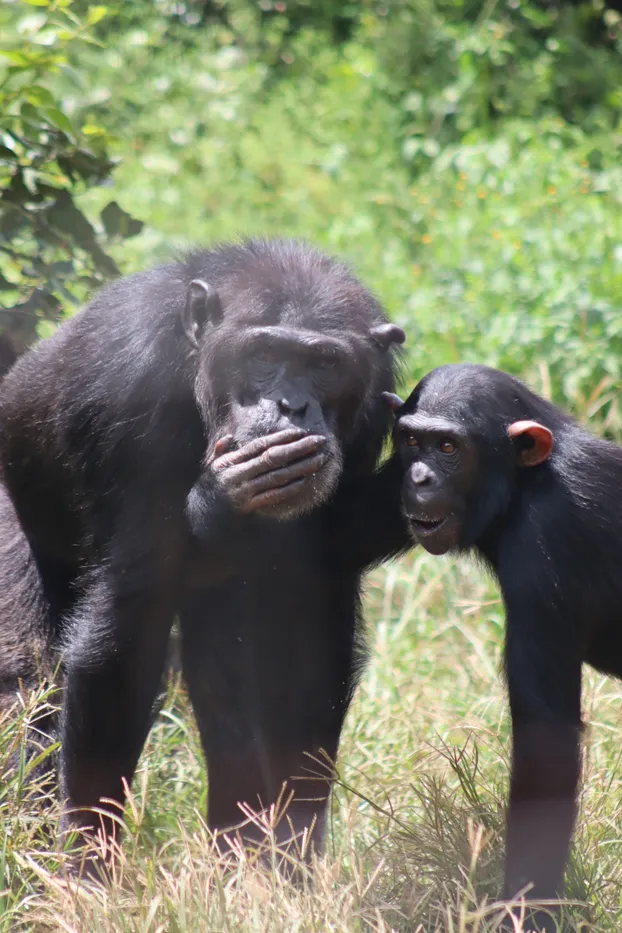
[0,238,409,859]
[396,363,622,929]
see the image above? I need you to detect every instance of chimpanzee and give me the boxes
[387,362,622,928]
[0,238,410,863]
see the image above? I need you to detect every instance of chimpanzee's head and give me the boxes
[386,364,560,554]
[180,239,405,518]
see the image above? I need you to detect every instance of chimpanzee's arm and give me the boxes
[186,474,239,546]
[184,472,248,585]
[502,583,582,923]
[323,452,412,574]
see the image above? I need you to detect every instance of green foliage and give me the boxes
[0,0,142,349]
[372,0,622,157]
[55,0,622,427]
[3,0,622,408]
[393,119,622,427]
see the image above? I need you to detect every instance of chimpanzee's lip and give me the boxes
[408,515,448,537]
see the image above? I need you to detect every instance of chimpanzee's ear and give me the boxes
[381,391,405,413]
[370,323,406,350]
[508,420,553,467]
[182,280,223,348]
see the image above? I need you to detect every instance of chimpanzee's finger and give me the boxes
[236,478,306,514]
[239,452,327,496]
[214,434,326,481]
[212,435,235,458]
[210,428,308,469]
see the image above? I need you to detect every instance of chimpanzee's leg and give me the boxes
[179,577,360,858]
[60,567,178,851]
[503,605,582,932]
[0,488,56,695]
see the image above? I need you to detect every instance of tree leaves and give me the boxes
[0,0,142,353]
[100,201,144,239]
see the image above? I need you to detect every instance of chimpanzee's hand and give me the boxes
[209,428,327,514]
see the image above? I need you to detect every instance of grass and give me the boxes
[3,551,622,932]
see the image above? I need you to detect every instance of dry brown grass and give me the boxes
[3,552,622,932]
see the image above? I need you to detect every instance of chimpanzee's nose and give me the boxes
[278,398,308,417]
[411,462,434,486]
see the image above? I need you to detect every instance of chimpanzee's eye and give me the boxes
[317,355,338,370]
[405,435,419,448]
[253,348,275,364]
[439,438,457,454]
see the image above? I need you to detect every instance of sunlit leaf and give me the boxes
[43,107,74,137]
[87,6,108,26]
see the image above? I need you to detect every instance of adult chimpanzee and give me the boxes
[0,238,409,863]
[387,362,622,929]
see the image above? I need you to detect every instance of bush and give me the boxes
[0,0,142,351]
[5,0,622,424]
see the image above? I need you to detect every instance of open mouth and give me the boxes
[409,515,447,537]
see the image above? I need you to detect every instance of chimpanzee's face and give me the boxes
[205,325,374,517]
[396,409,479,555]
[227,327,362,440]
[392,363,555,553]
[182,271,405,520]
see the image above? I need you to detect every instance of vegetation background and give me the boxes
[0,1,621,930]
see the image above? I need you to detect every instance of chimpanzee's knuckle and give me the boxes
[261,448,279,468]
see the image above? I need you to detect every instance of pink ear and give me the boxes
[508,420,553,467]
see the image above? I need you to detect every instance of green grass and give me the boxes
[3,551,622,932]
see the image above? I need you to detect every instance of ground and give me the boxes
[3,550,622,932]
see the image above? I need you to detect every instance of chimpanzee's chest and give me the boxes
[235,516,358,622]
[244,515,323,569]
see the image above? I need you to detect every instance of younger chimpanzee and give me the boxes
[387,363,622,927]
[0,238,409,866]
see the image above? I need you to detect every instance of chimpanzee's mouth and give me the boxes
[409,515,447,537]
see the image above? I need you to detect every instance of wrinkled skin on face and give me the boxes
[182,257,405,521]
[203,326,355,519]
